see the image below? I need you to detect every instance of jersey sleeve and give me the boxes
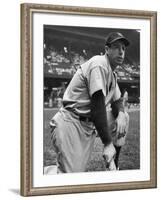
[113,82,121,101]
[88,66,107,97]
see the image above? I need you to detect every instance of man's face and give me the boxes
[106,40,126,68]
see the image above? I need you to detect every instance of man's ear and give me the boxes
[105,45,109,54]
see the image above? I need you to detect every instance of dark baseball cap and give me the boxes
[105,32,130,47]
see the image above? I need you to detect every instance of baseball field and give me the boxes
[44,108,140,171]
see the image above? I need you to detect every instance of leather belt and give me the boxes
[62,104,93,123]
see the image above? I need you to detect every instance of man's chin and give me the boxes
[116,58,124,64]
[115,61,123,66]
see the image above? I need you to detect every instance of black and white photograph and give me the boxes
[20,3,157,196]
[43,25,140,174]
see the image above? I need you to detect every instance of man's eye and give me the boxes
[122,47,125,51]
[112,45,125,51]
[112,45,118,48]
[112,44,120,49]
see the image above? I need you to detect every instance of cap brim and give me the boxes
[107,37,130,47]
[119,38,130,46]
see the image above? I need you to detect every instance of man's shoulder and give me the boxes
[89,55,109,70]
[90,55,106,63]
[81,55,111,76]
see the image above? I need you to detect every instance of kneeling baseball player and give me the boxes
[50,32,130,173]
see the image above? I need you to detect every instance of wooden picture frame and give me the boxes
[20,3,157,196]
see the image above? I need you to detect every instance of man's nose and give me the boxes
[119,48,124,55]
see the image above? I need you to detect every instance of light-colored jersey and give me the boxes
[63,54,121,117]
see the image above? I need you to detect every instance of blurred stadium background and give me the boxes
[43,25,140,109]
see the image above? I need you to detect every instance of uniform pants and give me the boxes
[51,108,129,173]
[51,108,96,173]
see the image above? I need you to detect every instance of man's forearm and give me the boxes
[91,90,112,145]
[111,98,124,118]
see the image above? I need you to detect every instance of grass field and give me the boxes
[44,109,140,171]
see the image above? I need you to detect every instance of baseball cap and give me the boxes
[105,32,130,47]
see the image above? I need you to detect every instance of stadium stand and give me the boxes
[43,25,140,108]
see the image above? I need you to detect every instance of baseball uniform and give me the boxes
[50,54,129,173]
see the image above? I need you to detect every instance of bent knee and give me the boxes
[125,112,129,124]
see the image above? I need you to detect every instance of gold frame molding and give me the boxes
[20,3,157,196]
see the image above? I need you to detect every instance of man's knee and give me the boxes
[125,112,129,124]
[113,112,129,147]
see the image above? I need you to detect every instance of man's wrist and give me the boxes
[98,128,112,145]
[111,98,124,118]
[118,110,125,115]
[104,141,114,148]
[117,111,126,120]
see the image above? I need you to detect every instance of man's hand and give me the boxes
[116,111,126,135]
[103,142,116,166]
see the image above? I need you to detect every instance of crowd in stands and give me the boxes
[44,44,140,108]
[44,44,140,78]
[44,44,89,76]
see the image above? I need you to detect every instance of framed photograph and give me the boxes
[20,3,157,196]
